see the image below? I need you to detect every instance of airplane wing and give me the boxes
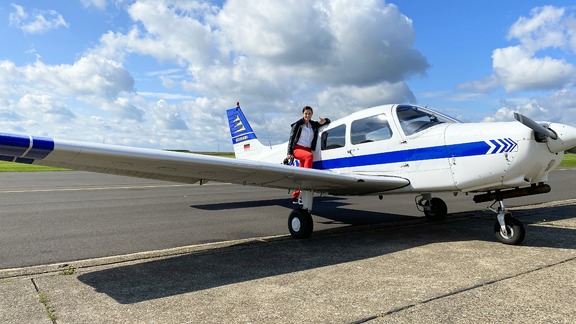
[0,133,409,195]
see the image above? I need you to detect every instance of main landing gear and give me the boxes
[287,191,526,245]
[288,209,313,239]
[416,193,448,221]
[288,190,314,239]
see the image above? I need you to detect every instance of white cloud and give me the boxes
[1,0,430,150]
[18,94,76,123]
[216,0,428,86]
[484,87,576,126]
[456,5,576,129]
[150,99,189,130]
[97,0,428,101]
[316,82,416,117]
[0,53,140,136]
[125,1,220,65]
[507,6,567,52]
[458,75,500,94]
[217,0,336,65]
[81,0,108,10]
[9,4,68,34]
[468,6,576,94]
[0,60,18,97]
[20,54,135,107]
[492,45,575,92]
[494,6,576,93]
[100,97,145,121]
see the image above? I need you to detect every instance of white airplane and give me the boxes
[1,103,575,245]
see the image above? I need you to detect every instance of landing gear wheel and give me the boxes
[493,215,525,245]
[288,209,313,239]
[424,197,448,221]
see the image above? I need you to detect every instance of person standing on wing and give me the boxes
[287,105,330,204]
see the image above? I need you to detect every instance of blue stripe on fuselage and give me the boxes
[313,141,491,169]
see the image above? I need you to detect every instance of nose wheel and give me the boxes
[489,200,525,245]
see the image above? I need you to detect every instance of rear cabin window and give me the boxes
[351,114,392,144]
[321,124,346,150]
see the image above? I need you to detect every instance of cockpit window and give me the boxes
[351,113,392,144]
[396,105,457,136]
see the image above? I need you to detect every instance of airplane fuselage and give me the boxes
[252,104,564,195]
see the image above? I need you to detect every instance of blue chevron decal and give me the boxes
[486,138,517,154]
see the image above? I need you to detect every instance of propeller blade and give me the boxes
[513,112,558,140]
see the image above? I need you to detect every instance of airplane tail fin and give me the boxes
[226,103,268,160]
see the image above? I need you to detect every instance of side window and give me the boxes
[321,124,346,150]
[351,114,392,145]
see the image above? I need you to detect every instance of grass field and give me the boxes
[0,152,574,172]
[0,151,235,172]
[561,153,576,167]
[0,162,68,172]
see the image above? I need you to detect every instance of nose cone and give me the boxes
[547,123,576,153]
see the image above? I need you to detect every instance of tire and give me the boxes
[424,197,448,221]
[288,209,313,239]
[493,215,525,245]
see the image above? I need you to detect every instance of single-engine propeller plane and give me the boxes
[1,103,576,245]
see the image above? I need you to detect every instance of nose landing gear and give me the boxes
[416,191,526,245]
[489,200,525,245]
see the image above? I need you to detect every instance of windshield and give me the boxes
[396,105,458,136]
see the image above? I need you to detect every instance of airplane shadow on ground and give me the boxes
[191,196,347,210]
[77,203,576,304]
[191,196,419,225]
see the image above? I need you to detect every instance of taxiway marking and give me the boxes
[0,183,202,193]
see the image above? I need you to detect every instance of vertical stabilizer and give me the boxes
[226,103,267,160]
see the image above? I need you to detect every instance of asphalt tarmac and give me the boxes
[1,169,574,269]
[0,170,575,323]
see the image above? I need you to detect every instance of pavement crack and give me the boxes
[31,278,58,324]
[355,256,576,323]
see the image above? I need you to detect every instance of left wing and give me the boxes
[0,133,409,195]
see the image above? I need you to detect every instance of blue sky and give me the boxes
[1,1,575,151]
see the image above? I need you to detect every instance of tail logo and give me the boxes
[226,105,257,144]
[232,116,246,134]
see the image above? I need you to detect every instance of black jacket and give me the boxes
[287,118,331,155]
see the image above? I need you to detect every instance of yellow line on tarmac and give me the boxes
[0,184,199,193]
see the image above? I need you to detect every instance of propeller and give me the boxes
[513,112,557,140]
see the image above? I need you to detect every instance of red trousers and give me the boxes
[293,145,313,168]
[292,145,313,199]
